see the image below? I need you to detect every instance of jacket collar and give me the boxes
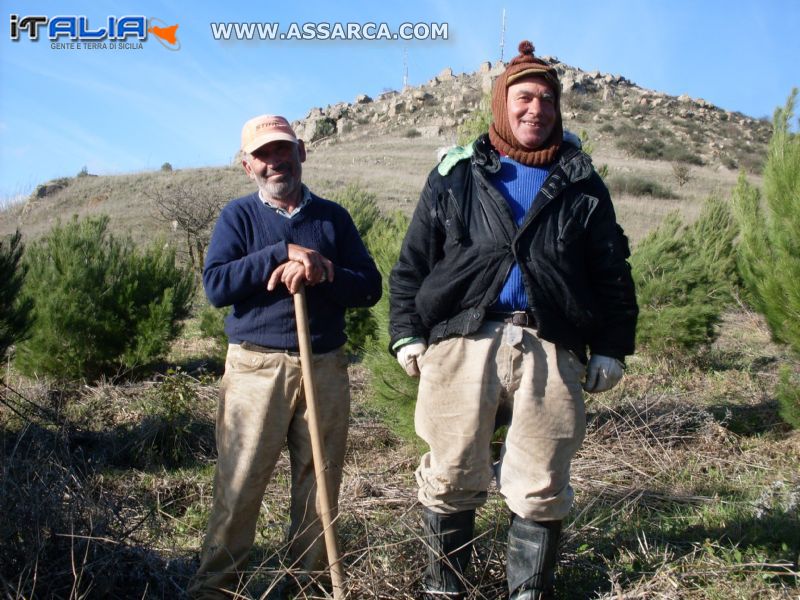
[473,133,594,185]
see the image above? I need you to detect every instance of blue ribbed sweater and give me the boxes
[489,157,549,310]
[203,191,381,352]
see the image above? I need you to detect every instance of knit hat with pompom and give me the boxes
[489,40,563,166]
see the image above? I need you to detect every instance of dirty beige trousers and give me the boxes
[415,320,586,521]
[189,343,350,599]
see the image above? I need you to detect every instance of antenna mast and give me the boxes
[403,47,408,89]
[500,8,506,62]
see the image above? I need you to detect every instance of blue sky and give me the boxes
[1,0,798,201]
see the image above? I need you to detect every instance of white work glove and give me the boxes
[582,355,625,393]
[396,341,427,377]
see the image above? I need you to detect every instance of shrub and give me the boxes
[663,145,704,165]
[731,89,800,427]
[124,368,215,467]
[607,174,678,198]
[721,155,739,170]
[618,135,665,160]
[403,128,421,138]
[0,231,32,360]
[672,163,692,187]
[562,94,600,113]
[312,117,336,141]
[631,197,737,356]
[160,162,173,172]
[16,215,194,380]
[616,126,704,165]
[33,178,70,199]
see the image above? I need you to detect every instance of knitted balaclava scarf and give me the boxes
[489,40,563,166]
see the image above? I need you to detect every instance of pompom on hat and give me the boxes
[489,41,563,166]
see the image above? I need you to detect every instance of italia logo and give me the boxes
[9,14,181,50]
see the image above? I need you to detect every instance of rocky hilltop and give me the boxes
[2,56,773,245]
[292,56,771,173]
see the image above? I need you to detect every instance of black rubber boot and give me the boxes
[506,516,562,600]
[421,508,476,599]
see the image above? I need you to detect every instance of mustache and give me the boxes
[266,161,292,176]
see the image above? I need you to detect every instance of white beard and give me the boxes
[261,178,299,199]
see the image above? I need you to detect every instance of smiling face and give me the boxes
[242,139,306,202]
[506,76,557,151]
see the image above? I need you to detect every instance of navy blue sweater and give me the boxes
[203,191,382,353]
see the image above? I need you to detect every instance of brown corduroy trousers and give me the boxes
[415,321,586,521]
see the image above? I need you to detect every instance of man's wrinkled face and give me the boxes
[506,77,557,150]
[243,139,306,200]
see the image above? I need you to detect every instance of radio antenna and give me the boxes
[500,9,506,62]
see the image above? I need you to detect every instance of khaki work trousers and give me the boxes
[190,344,350,599]
[415,320,586,521]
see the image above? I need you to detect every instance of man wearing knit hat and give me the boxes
[190,115,381,599]
[389,42,638,599]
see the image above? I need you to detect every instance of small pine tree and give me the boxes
[457,93,492,145]
[0,231,33,360]
[732,89,800,351]
[777,367,800,429]
[631,196,738,356]
[361,213,422,446]
[732,88,800,427]
[199,304,228,355]
[16,215,194,380]
[332,183,384,354]
[332,183,382,240]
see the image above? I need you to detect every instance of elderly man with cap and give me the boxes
[389,42,638,599]
[190,115,381,599]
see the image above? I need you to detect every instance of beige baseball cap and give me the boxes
[241,114,298,153]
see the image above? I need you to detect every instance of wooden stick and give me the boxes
[293,286,345,599]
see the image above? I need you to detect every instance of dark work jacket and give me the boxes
[388,134,638,363]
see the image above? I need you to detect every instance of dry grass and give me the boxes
[0,145,755,268]
[1,311,798,598]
